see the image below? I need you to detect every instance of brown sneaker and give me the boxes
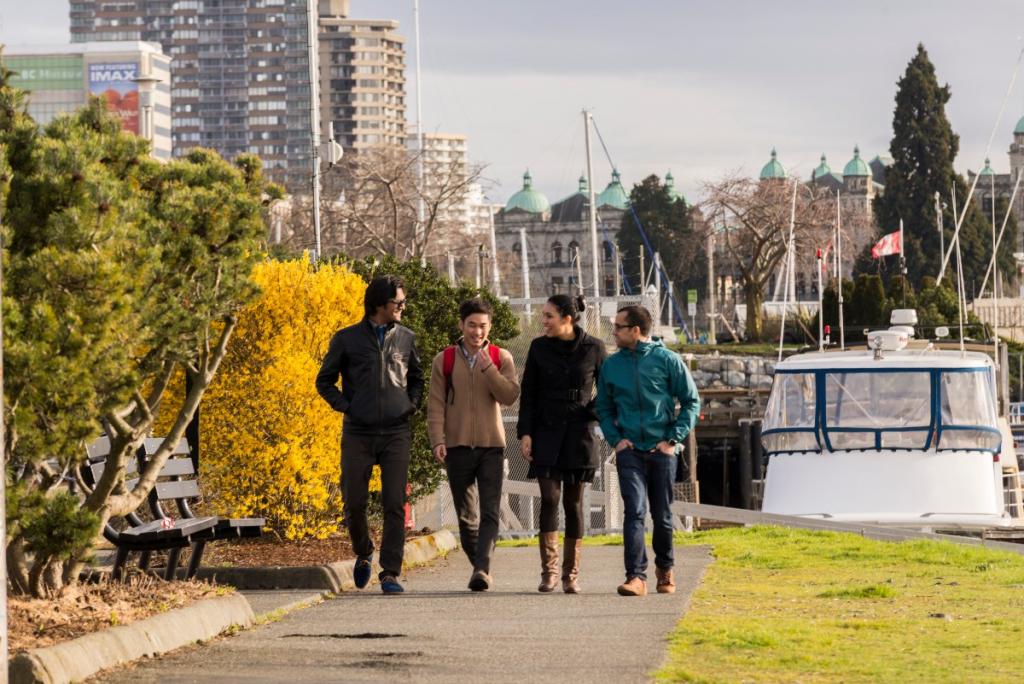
[656,567,676,594]
[617,576,647,596]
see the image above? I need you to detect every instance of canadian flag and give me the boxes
[871,230,902,259]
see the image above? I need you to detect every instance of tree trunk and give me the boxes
[745,281,764,342]
[7,537,31,595]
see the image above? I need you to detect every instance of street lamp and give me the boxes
[131,73,162,147]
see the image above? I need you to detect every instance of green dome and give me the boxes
[597,169,629,210]
[1015,115,1024,134]
[759,148,786,180]
[842,146,870,177]
[811,154,831,180]
[504,170,550,213]
[979,158,995,176]
[665,170,685,202]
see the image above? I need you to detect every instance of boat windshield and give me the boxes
[761,367,1000,454]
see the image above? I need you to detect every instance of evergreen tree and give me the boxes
[616,174,705,295]
[2,59,279,595]
[848,274,887,326]
[872,44,996,291]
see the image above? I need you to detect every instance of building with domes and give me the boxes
[731,147,887,304]
[493,169,631,298]
[966,114,1024,255]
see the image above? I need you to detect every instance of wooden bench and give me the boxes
[135,437,264,543]
[82,451,218,581]
[84,436,264,580]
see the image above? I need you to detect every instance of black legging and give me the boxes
[538,476,585,538]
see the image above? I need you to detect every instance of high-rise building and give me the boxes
[6,42,172,159]
[69,0,314,190]
[318,0,406,151]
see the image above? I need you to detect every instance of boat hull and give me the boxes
[762,449,1005,527]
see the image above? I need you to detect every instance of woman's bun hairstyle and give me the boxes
[547,293,585,322]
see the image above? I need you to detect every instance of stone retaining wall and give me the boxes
[686,355,776,390]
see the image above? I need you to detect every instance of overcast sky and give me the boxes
[4,1,1024,205]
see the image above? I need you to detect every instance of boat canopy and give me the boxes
[762,365,1000,455]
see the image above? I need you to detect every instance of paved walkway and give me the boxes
[104,544,711,683]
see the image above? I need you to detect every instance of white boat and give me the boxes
[760,311,1023,532]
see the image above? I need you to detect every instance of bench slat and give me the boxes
[160,458,196,477]
[119,516,217,542]
[155,479,201,500]
[89,460,138,482]
[87,436,111,460]
[141,437,190,457]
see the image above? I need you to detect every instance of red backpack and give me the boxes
[442,343,502,403]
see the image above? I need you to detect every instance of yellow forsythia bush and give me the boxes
[180,258,369,539]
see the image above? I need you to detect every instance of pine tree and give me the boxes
[873,44,995,291]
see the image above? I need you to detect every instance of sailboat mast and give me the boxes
[583,110,600,299]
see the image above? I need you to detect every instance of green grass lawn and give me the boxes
[658,526,1024,683]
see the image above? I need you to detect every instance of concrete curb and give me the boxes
[8,594,254,684]
[195,529,459,592]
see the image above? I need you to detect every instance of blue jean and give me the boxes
[616,447,677,580]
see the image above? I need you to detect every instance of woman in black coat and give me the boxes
[517,294,606,593]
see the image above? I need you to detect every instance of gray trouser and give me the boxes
[445,446,504,573]
[341,429,411,579]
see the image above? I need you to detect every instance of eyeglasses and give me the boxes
[388,299,407,309]
[613,323,636,331]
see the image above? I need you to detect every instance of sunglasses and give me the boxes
[388,299,407,309]
[613,323,636,330]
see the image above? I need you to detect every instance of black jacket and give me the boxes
[517,327,607,470]
[316,319,424,434]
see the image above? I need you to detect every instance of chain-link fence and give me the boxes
[411,295,698,537]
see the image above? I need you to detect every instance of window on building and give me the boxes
[603,240,614,263]
[552,241,563,265]
[551,276,564,295]
[568,240,580,264]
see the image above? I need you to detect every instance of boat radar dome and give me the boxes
[889,308,917,338]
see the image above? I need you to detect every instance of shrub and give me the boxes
[168,258,368,539]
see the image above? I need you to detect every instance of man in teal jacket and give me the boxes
[596,305,700,596]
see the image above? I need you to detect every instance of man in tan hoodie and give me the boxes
[427,297,520,591]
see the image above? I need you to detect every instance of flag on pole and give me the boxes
[820,241,833,274]
[871,230,902,259]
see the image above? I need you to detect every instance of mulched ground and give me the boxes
[203,533,358,567]
[200,527,435,567]
[12,529,437,654]
[9,577,228,653]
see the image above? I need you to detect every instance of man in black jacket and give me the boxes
[316,275,424,594]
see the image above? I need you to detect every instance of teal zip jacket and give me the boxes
[595,339,700,451]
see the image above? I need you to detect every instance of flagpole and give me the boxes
[817,248,824,351]
[992,169,999,384]
[778,180,798,363]
[837,190,845,350]
[899,218,907,309]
